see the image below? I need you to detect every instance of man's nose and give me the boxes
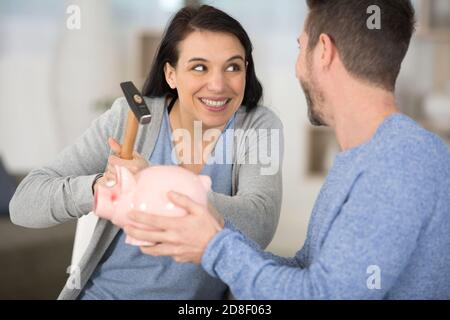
[207,71,226,92]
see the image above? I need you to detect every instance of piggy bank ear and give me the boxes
[115,165,136,194]
[199,175,212,192]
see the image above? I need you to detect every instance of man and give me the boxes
[124,0,450,299]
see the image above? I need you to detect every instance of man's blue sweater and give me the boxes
[202,113,450,299]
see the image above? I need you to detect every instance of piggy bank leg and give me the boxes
[125,235,154,247]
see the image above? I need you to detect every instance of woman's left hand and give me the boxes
[124,191,225,264]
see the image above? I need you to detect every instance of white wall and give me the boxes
[0,0,177,173]
[0,16,61,172]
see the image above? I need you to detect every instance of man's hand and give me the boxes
[124,191,224,264]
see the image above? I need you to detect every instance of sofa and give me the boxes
[0,217,76,299]
[0,163,76,300]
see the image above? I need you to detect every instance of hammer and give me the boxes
[119,81,152,160]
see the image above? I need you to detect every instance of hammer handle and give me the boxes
[121,110,139,160]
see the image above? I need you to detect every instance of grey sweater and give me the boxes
[9,96,284,300]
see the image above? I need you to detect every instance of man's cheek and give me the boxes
[295,62,302,79]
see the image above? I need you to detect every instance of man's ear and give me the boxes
[318,33,335,70]
[164,62,177,89]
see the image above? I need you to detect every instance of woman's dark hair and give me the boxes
[142,5,263,110]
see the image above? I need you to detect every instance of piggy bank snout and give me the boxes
[94,184,117,220]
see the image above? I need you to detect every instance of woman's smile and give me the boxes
[198,97,232,112]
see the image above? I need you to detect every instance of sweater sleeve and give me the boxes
[9,98,127,228]
[208,107,284,248]
[223,220,301,268]
[202,164,431,299]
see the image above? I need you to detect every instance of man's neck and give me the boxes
[330,86,399,151]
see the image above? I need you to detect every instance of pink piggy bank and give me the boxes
[94,165,212,246]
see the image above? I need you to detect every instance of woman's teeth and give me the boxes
[200,98,229,107]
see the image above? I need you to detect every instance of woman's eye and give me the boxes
[193,65,206,72]
[226,64,241,72]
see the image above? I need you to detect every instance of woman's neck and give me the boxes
[168,99,226,140]
[168,99,226,172]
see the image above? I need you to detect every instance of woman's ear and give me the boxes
[164,62,177,89]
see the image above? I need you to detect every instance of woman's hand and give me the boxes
[92,175,113,195]
[124,191,225,264]
[93,137,149,192]
[103,137,150,183]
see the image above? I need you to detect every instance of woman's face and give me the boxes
[164,30,247,129]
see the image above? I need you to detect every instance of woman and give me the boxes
[10,5,283,300]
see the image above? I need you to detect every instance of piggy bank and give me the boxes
[94,165,212,246]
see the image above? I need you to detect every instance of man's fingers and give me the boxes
[128,211,178,230]
[124,226,173,244]
[167,191,205,215]
[140,243,179,257]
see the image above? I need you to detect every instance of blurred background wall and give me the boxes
[0,0,449,299]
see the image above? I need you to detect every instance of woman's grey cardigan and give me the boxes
[9,96,284,299]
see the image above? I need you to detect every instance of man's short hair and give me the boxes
[306,0,416,91]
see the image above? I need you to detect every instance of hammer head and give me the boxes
[120,81,151,124]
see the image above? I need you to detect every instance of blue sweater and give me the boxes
[202,114,450,299]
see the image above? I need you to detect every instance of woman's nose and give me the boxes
[207,71,226,92]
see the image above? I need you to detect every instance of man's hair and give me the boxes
[306,0,416,91]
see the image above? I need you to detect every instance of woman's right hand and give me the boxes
[94,137,150,191]
[93,175,112,195]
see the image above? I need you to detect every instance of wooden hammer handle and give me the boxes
[120,110,139,160]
